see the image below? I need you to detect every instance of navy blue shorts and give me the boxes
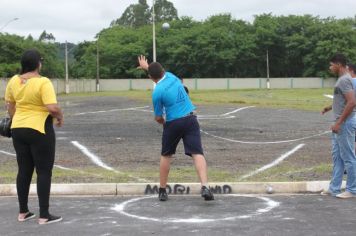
[161,114,204,157]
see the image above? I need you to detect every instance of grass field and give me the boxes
[0,164,333,184]
[1,88,334,111]
[60,88,333,111]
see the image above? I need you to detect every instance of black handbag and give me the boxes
[0,117,12,137]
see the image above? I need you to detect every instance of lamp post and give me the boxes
[151,1,170,62]
[266,49,270,89]
[96,38,100,92]
[0,17,19,32]
[65,41,69,94]
[152,0,156,62]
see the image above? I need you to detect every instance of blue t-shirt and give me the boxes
[152,72,195,122]
[352,77,356,90]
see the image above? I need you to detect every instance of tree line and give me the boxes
[72,13,356,79]
[0,33,64,78]
[0,0,355,79]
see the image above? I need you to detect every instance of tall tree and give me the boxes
[111,0,150,27]
[110,0,178,27]
[39,30,56,43]
[153,0,178,22]
[0,34,63,78]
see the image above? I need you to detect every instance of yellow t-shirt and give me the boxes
[5,75,57,134]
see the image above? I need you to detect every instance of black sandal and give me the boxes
[18,212,36,222]
[38,214,62,225]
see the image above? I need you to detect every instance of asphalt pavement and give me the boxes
[1,194,355,236]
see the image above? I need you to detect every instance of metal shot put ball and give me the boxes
[266,186,274,194]
[162,22,170,30]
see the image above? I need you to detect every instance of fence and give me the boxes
[0,77,336,98]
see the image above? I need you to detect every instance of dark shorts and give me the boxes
[161,114,203,157]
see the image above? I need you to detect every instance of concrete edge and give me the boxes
[0,181,344,196]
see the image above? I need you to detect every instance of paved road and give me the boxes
[1,194,355,236]
[0,95,334,182]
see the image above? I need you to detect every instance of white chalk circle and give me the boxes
[111,194,280,223]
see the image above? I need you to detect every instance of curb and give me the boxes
[0,181,344,196]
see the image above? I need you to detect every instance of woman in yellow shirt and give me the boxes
[5,49,64,225]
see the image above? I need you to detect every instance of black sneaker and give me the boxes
[201,186,214,201]
[38,214,63,225]
[158,187,168,201]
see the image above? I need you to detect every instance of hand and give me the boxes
[321,106,331,115]
[331,123,340,133]
[137,55,149,71]
[55,117,63,127]
[155,116,165,124]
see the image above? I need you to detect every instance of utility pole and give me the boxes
[152,0,156,62]
[96,40,100,92]
[65,41,69,94]
[266,49,270,89]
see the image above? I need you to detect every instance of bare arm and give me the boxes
[45,104,64,127]
[6,101,16,118]
[331,91,356,133]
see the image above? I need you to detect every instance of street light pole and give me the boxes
[152,0,156,62]
[96,39,100,92]
[65,41,69,94]
[266,49,270,89]
[0,17,19,32]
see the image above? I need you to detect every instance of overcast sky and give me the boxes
[0,0,355,43]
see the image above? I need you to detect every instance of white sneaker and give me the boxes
[336,192,355,199]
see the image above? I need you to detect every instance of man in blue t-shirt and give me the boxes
[138,55,214,201]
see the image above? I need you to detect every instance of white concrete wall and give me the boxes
[0,77,337,98]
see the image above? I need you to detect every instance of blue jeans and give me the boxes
[329,115,356,195]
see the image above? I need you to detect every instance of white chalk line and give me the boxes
[53,164,105,177]
[0,149,102,176]
[201,129,330,144]
[238,143,305,180]
[54,165,74,171]
[0,150,16,156]
[221,106,256,116]
[198,115,235,120]
[198,106,255,120]
[71,141,148,182]
[71,141,118,172]
[134,109,153,113]
[57,137,68,141]
[323,94,333,99]
[74,106,254,121]
[74,106,150,116]
[2,145,148,182]
[112,194,280,223]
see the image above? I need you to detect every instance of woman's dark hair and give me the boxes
[20,49,42,74]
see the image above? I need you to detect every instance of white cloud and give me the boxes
[0,0,355,43]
